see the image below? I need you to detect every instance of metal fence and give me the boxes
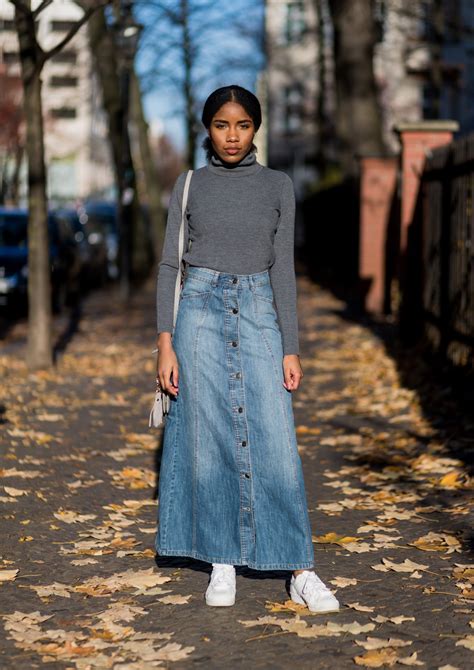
[422,135,474,367]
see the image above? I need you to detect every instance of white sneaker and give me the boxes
[290,570,340,613]
[205,564,236,607]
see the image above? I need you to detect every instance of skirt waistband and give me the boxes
[184,265,270,287]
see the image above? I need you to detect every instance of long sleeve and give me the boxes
[156,171,188,334]
[269,174,300,356]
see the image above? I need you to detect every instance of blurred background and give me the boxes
[0,0,473,375]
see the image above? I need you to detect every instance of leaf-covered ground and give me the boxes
[0,274,473,669]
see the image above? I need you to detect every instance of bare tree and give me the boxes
[76,1,152,288]
[328,0,385,176]
[10,0,109,370]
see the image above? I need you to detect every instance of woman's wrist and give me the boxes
[156,332,173,350]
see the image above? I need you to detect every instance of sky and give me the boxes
[135,0,265,166]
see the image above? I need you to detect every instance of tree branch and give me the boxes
[33,0,54,18]
[41,1,111,64]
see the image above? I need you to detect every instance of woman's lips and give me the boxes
[225,148,240,154]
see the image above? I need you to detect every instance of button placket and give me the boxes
[223,277,254,558]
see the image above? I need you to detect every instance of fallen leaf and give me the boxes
[455,635,474,651]
[354,637,413,650]
[3,487,28,497]
[408,532,461,554]
[330,576,358,588]
[158,594,192,605]
[31,583,71,599]
[347,602,375,612]
[371,559,428,573]
[312,532,360,545]
[354,648,399,667]
[371,615,416,624]
[0,569,19,582]
[53,510,97,524]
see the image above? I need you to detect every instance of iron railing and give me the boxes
[422,134,474,366]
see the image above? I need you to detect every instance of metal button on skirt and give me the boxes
[155,265,314,570]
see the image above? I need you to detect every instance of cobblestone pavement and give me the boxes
[0,272,473,670]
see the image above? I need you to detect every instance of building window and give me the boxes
[50,75,78,88]
[445,0,462,43]
[51,107,77,119]
[51,50,77,64]
[285,1,306,45]
[284,83,304,134]
[51,20,78,32]
[0,19,15,31]
[2,52,19,65]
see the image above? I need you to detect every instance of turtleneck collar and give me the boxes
[207,149,263,177]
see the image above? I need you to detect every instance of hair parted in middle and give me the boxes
[201,84,262,161]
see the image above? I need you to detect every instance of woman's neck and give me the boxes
[207,149,262,177]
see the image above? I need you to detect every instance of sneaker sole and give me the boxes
[205,592,236,607]
[290,585,340,613]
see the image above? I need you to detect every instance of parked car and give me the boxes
[80,201,119,280]
[0,207,81,314]
[54,208,108,289]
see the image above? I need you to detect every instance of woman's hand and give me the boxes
[156,334,179,398]
[282,354,303,392]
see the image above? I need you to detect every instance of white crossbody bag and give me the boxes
[149,169,194,428]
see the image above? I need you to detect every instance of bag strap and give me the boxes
[172,169,193,330]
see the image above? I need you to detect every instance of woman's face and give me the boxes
[208,102,256,163]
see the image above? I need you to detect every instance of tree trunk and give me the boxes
[328,0,385,176]
[181,0,196,169]
[10,143,23,206]
[130,70,165,262]
[15,3,53,369]
[85,6,146,288]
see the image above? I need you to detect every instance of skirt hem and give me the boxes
[155,547,314,571]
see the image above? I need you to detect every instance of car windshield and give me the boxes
[0,214,28,247]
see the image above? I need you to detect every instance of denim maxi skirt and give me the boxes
[155,265,315,570]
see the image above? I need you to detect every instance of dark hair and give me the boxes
[201,85,262,161]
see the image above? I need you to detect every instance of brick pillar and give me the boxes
[394,121,459,258]
[393,121,459,341]
[358,156,398,314]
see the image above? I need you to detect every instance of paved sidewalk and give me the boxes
[0,274,473,669]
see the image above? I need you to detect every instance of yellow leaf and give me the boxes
[312,532,359,545]
[438,472,463,488]
[354,648,399,667]
[265,599,309,615]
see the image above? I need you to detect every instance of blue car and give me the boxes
[0,207,81,313]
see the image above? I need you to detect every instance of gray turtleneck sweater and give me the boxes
[156,150,299,355]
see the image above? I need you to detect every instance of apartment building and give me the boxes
[0,0,113,205]
[264,0,321,201]
[265,0,474,180]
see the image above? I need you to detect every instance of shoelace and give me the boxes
[302,572,331,595]
[211,568,234,586]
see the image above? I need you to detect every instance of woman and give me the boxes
[155,85,339,612]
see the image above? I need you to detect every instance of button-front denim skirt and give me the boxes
[155,266,314,570]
